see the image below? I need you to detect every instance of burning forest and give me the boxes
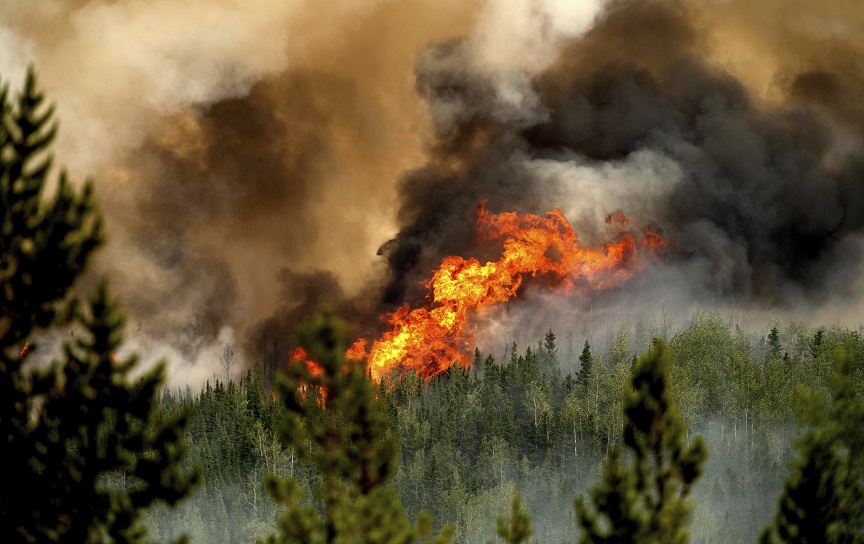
[4,0,864,385]
[352,202,671,380]
[4,1,864,543]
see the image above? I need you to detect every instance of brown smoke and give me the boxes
[4,0,864,384]
[0,0,482,384]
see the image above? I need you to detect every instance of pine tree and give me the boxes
[540,328,558,376]
[575,339,707,544]
[0,68,197,542]
[493,494,534,544]
[759,352,864,544]
[543,329,557,355]
[265,310,454,544]
[766,327,782,362]
[577,341,593,391]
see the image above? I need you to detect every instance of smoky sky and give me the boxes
[381,0,864,318]
[3,0,864,383]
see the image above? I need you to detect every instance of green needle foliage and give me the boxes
[577,341,593,392]
[575,338,707,544]
[0,68,198,542]
[760,352,864,544]
[491,494,533,544]
[264,310,455,544]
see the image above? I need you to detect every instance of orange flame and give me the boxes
[345,338,368,361]
[19,341,29,359]
[288,347,324,377]
[354,202,672,381]
[288,347,327,404]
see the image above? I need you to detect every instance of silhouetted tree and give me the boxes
[221,343,236,383]
[0,68,197,542]
[576,339,707,544]
[265,310,454,544]
[766,327,782,362]
[760,352,864,544]
[577,341,593,392]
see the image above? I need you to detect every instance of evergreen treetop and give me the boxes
[265,309,454,544]
[0,68,197,542]
[577,340,593,391]
[760,352,864,544]
[576,338,706,544]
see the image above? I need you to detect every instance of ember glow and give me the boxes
[351,202,671,380]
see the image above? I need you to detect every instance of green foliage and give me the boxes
[490,495,533,544]
[264,310,454,544]
[760,352,864,544]
[148,313,864,543]
[575,339,707,544]
[577,341,593,391]
[766,327,782,362]
[0,68,197,542]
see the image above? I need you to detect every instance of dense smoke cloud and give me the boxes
[382,0,864,340]
[0,0,483,384]
[3,0,864,384]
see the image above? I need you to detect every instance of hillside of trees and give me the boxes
[144,310,864,543]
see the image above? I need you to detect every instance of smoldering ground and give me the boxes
[3,0,864,385]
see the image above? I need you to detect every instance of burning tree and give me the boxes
[576,338,707,544]
[0,69,197,542]
[264,309,454,544]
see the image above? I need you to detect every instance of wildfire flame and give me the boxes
[19,340,29,359]
[349,202,672,380]
[288,347,324,378]
[287,346,327,403]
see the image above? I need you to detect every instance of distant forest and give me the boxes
[145,311,864,543]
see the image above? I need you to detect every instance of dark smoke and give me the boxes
[380,0,864,315]
[7,0,864,384]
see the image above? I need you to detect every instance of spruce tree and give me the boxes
[759,352,864,544]
[493,494,533,544]
[265,310,454,544]
[575,339,706,544]
[0,68,197,542]
[540,328,558,376]
[766,327,782,362]
[577,341,593,391]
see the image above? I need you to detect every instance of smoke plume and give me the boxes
[381,0,864,343]
[4,0,864,384]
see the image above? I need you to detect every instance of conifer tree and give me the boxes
[759,352,864,544]
[766,327,782,362]
[575,339,706,544]
[0,68,197,542]
[265,310,454,544]
[543,329,557,357]
[539,328,558,376]
[577,341,593,391]
[492,494,533,544]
